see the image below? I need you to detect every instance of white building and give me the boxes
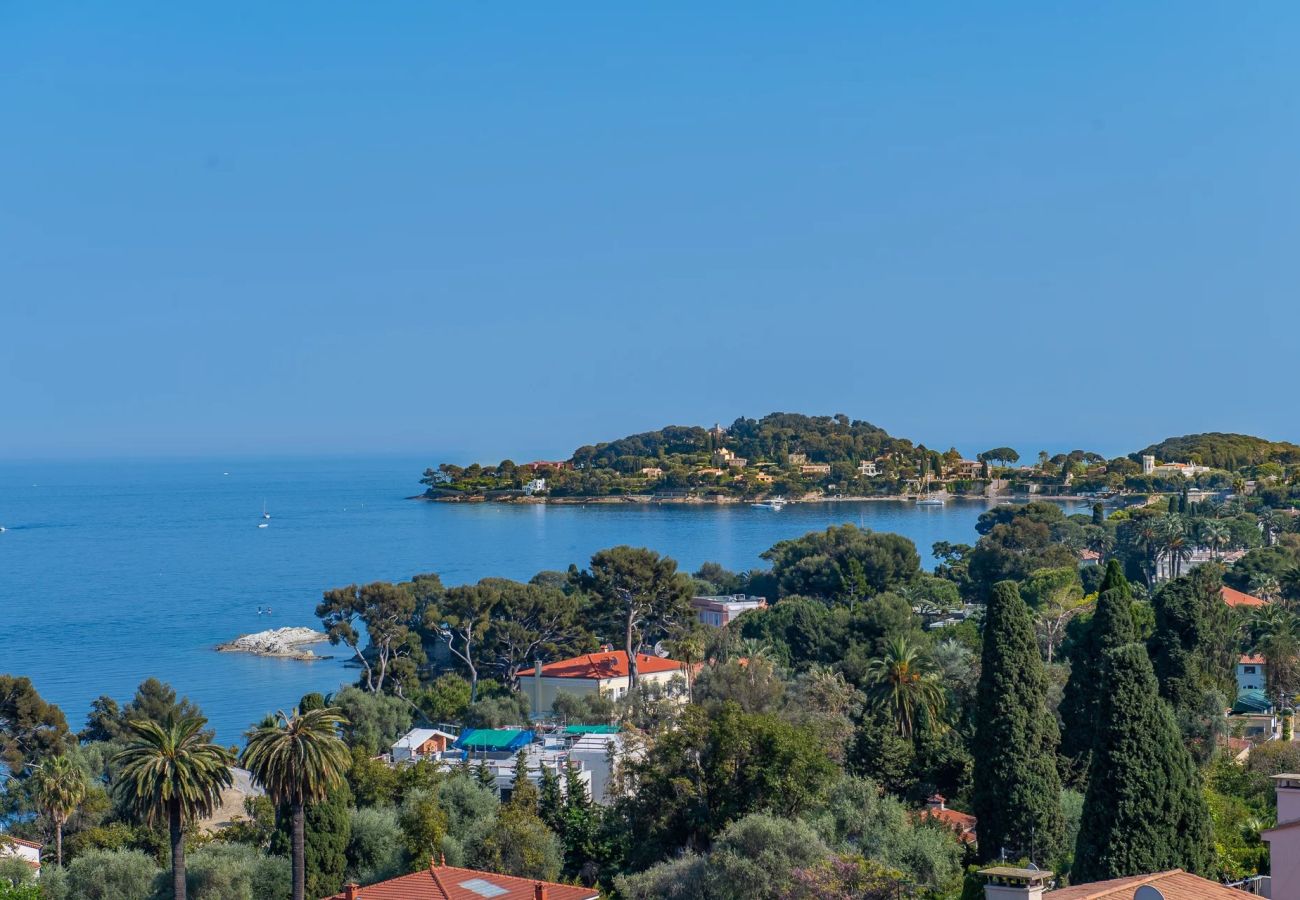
[391,727,457,763]
[857,460,880,477]
[0,835,41,877]
[519,650,688,717]
[1239,655,1267,693]
[523,477,547,495]
[1142,454,1212,478]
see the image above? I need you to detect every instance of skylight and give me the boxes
[458,879,508,898]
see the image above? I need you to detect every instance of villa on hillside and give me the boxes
[1142,454,1213,478]
[519,650,688,716]
[692,594,766,627]
[712,448,747,468]
[919,794,976,845]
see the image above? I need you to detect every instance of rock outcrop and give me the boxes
[216,627,330,660]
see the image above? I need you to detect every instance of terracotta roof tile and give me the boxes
[1222,586,1267,608]
[518,651,684,680]
[1046,870,1247,900]
[321,865,599,900]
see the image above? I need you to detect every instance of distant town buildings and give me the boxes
[1142,454,1213,478]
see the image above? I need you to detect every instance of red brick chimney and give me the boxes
[343,884,360,900]
[534,883,548,900]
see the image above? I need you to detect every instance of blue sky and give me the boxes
[4,3,1299,463]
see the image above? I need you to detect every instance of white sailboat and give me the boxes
[262,501,271,520]
[915,461,945,506]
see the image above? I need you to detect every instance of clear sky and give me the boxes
[4,3,1299,463]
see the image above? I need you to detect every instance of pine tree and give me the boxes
[1059,569,1135,782]
[1073,643,1213,880]
[538,763,564,830]
[476,759,496,792]
[509,748,540,812]
[972,580,1064,864]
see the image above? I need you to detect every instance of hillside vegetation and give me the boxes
[1135,433,1300,469]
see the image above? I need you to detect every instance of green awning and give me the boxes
[453,729,534,751]
[1233,689,1272,714]
[564,724,621,735]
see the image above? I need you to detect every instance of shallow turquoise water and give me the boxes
[0,456,1088,743]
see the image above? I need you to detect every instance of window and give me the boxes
[1245,666,1257,674]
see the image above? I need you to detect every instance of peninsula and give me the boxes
[417,413,1300,505]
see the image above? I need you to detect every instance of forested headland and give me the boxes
[418,413,1300,504]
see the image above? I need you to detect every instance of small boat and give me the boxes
[916,496,945,507]
[752,497,787,511]
[262,501,271,520]
[257,522,269,528]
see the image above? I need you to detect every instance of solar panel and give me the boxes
[458,878,508,898]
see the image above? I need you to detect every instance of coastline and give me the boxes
[409,492,1093,506]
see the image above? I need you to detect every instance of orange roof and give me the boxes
[518,651,684,680]
[1240,655,1266,665]
[919,807,977,842]
[1222,586,1267,608]
[321,866,598,900]
[1046,870,1247,900]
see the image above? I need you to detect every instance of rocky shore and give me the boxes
[216,627,331,661]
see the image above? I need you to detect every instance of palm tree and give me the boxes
[240,707,349,900]
[113,716,233,900]
[32,754,86,866]
[1248,605,1300,698]
[864,636,945,739]
[1200,519,1230,560]
[1251,574,1283,603]
[1158,515,1191,580]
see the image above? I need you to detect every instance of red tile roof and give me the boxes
[1240,655,1266,665]
[321,866,598,900]
[518,651,684,680]
[1046,870,1247,900]
[0,836,42,850]
[1222,586,1267,608]
[918,805,977,843]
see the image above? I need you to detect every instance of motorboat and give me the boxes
[752,497,787,510]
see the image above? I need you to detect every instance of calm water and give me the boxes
[0,457,1087,743]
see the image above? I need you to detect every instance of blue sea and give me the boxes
[0,457,1089,743]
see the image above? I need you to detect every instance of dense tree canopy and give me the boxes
[972,582,1063,864]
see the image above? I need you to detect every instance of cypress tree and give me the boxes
[1058,574,1135,782]
[1092,503,1104,527]
[1073,643,1213,880]
[1098,558,1130,598]
[972,580,1064,864]
[1149,568,1229,720]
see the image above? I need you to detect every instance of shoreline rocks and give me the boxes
[216,627,332,661]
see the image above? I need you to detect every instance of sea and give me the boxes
[0,456,1091,744]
